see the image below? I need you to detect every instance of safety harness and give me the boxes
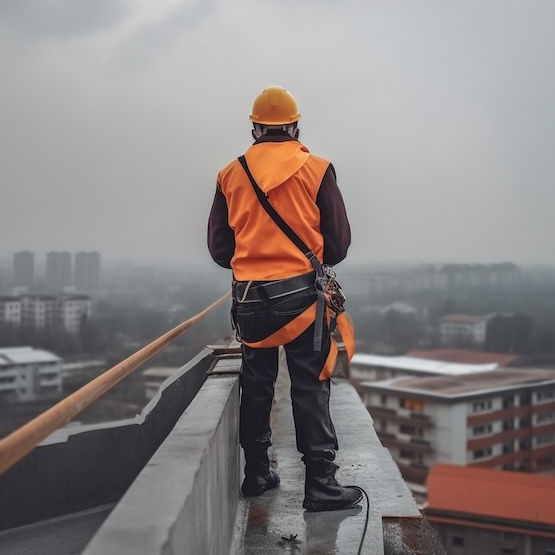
[236,156,355,380]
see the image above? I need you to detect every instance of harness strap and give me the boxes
[241,302,355,381]
[237,155,326,351]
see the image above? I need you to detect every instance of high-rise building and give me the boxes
[74,251,101,291]
[13,251,34,290]
[45,252,72,292]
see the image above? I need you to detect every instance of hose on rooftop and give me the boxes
[0,291,231,475]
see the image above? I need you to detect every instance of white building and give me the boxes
[0,297,22,325]
[439,314,490,348]
[357,367,555,495]
[17,295,92,335]
[21,295,57,329]
[0,346,62,402]
[57,295,92,334]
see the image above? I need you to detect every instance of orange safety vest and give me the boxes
[219,140,355,380]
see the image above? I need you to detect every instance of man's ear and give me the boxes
[252,129,258,140]
[294,128,300,139]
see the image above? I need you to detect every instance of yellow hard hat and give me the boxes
[249,86,301,125]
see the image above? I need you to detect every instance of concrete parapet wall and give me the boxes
[83,359,242,555]
[0,349,212,531]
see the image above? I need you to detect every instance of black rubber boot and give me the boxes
[241,450,280,498]
[303,459,362,512]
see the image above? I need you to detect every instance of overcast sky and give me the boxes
[1,1,554,270]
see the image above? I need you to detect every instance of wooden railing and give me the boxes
[0,292,231,475]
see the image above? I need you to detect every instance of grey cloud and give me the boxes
[0,0,127,38]
[121,0,217,66]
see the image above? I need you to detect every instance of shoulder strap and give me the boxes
[237,155,322,275]
[238,155,326,351]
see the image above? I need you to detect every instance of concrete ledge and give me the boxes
[83,358,242,555]
[0,349,212,531]
[233,369,445,554]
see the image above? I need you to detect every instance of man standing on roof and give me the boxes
[207,86,362,512]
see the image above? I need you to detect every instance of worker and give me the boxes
[207,86,362,512]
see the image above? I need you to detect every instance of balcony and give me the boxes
[0,309,445,554]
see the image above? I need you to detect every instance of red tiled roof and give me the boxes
[439,314,488,323]
[427,464,555,526]
[407,349,518,366]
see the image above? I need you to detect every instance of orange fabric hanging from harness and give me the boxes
[242,302,355,381]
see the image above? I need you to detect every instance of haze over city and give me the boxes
[1,1,555,267]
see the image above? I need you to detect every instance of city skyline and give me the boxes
[1,2,555,267]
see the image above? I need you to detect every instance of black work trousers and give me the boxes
[236,290,338,463]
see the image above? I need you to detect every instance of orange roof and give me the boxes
[440,314,488,323]
[407,349,518,366]
[427,464,555,526]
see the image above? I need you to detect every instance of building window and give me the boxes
[400,424,423,437]
[472,447,492,460]
[537,389,555,401]
[399,449,416,460]
[473,424,492,436]
[519,417,531,428]
[500,531,516,542]
[536,456,553,468]
[537,412,555,424]
[400,397,424,412]
[519,439,531,450]
[472,400,492,413]
[452,535,464,546]
[537,434,555,446]
[501,547,515,554]
[380,395,387,406]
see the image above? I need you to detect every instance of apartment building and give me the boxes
[0,297,22,326]
[56,295,92,334]
[344,263,521,297]
[439,314,490,349]
[13,251,34,290]
[15,295,92,335]
[46,251,72,292]
[0,346,62,403]
[21,295,57,329]
[74,252,101,291]
[357,367,555,491]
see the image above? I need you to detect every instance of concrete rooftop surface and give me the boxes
[232,367,442,554]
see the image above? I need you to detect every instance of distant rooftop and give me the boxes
[427,464,555,529]
[439,313,490,323]
[351,353,499,376]
[361,367,555,398]
[406,348,519,366]
[0,346,61,366]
